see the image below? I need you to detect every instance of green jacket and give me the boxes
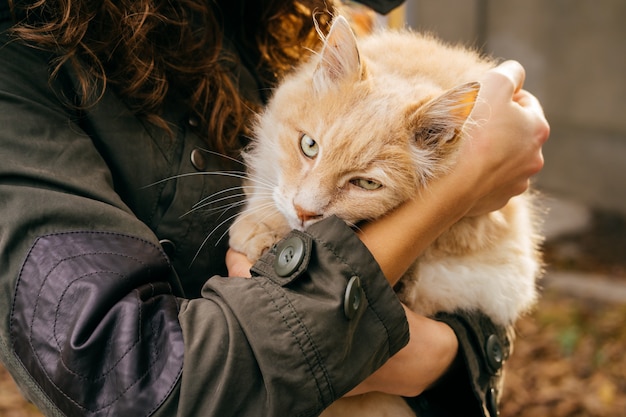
[0,12,410,417]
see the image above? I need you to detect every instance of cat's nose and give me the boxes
[294,204,322,223]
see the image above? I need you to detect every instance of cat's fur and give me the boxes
[228,16,543,417]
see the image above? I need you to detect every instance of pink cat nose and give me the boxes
[294,204,322,223]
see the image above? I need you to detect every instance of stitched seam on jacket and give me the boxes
[255,277,330,417]
[52,269,138,381]
[312,235,393,357]
[25,260,164,412]
[9,231,177,414]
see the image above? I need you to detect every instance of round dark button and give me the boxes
[159,239,176,257]
[188,116,200,127]
[190,148,207,171]
[343,276,363,320]
[273,235,305,277]
[485,334,504,374]
[486,387,500,417]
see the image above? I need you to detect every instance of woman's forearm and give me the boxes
[357,177,471,285]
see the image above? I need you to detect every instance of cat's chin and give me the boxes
[281,215,304,231]
[284,216,325,232]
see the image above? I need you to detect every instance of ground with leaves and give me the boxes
[500,209,626,417]
[501,289,626,416]
[2,209,625,417]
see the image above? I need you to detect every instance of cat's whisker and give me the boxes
[190,187,275,215]
[241,175,278,190]
[212,229,239,252]
[191,198,279,267]
[227,199,277,217]
[183,194,248,218]
[345,220,363,234]
[190,147,247,167]
[211,199,288,251]
[143,171,279,216]
[190,210,245,267]
[195,193,246,211]
[190,185,248,211]
[142,170,250,189]
[192,198,277,262]
[229,202,280,232]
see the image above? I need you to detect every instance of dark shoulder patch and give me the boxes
[10,232,183,417]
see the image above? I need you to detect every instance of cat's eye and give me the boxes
[351,178,382,190]
[300,133,319,158]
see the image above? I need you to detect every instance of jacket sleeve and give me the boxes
[0,23,182,417]
[0,25,409,417]
[156,220,408,417]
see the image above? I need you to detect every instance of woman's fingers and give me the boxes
[226,248,253,278]
[455,61,550,217]
[486,60,526,95]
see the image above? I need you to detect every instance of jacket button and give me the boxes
[190,148,207,171]
[485,334,504,374]
[344,276,363,320]
[159,239,176,257]
[273,235,305,277]
[486,387,500,416]
[188,116,200,127]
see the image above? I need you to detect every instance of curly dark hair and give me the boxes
[9,0,335,153]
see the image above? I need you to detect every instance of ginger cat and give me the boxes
[228,15,543,417]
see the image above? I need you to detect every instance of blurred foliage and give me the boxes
[0,366,43,417]
[502,290,626,417]
[544,210,626,279]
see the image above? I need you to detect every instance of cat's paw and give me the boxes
[229,213,290,262]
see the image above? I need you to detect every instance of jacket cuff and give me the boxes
[211,216,408,412]
[407,311,512,417]
[252,216,409,357]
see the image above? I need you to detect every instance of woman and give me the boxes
[0,0,548,416]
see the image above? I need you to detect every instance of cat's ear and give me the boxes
[410,82,481,150]
[313,15,362,93]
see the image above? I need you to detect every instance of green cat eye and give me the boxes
[300,133,319,158]
[351,178,382,190]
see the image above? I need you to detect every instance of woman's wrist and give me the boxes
[346,305,459,397]
[357,171,475,285]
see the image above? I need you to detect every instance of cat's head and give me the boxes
[249,16,480,231]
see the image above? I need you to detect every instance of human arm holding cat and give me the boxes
[226,59,549,400]
[342,59,548,417]
[347,59,548,401]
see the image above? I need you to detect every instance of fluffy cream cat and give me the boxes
[228,15,543,417]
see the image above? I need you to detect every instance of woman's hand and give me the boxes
[226,248,253,278]
[459,60,550,216]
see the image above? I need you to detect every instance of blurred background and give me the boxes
[395,1,626,416]
[2,1,625,416]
